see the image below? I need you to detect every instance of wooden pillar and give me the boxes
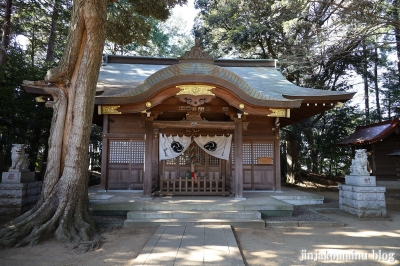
[100,114,109,191]
[234,119,244,199]
[143,118,153,198]
[152,132,159,189]
[274,138,282,192]
[274,128,281,191]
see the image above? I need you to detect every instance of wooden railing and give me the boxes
[157,175,228,196]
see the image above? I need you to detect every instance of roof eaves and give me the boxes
[337,118,400,146]
[104,55,178,65]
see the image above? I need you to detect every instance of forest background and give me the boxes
[1,0,399,183]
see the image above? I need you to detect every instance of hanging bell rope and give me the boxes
[189,135,196,165]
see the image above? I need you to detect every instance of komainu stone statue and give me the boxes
[9,144,30,171]
[349,149,370,175]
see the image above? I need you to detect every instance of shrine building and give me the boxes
[337,118,400,180]
[26,42,355,199]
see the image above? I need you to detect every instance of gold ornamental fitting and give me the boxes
[98,105,121,115]
[268,109,290,118]
[176,85,215,96]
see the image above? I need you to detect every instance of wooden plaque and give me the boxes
[258,157,273,164]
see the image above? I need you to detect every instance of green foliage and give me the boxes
[105,3,192,57]
[282,106,364,177]
[106,4,153,46]
[126,16,193,57]
[0,46,53,170]
[381,62,400,117]
[6,0,72,64]
[195,0,400,179]
[105,0,187,50]
[194,0,288,58]
[309,107,364,176]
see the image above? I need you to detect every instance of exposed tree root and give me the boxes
[73,234,104,252]
[0,205,101,249]
[0,180,100,249]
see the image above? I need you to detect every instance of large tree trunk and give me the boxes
[373,46,382,122]
[394,0,400,84]
[362,41,370,124]
[45,0,61,62]
[0,0,12,67]
[0,0,108,248]
[285,131,301,183]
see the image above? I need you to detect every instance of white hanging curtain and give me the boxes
[194,135,232,160]
[159,134,191,160]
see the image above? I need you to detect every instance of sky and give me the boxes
[170,0,198,33]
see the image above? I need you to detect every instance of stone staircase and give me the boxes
[271,194,324,205]
[124,210,264,227]
[90,188,328,228]
[119,195,295,228]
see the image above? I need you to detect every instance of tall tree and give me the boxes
[0,0,186,248]
[0,0,12,66]
[373,45,382,121]
[362,41,370,123]
[382,64,400,117]
[45,0,62,62]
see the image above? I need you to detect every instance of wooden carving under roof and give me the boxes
[175,85,216,107]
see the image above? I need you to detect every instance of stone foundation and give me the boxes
[0,181,42,216]
[345,175,376,186]
[338,183,386,218]
[2,170,35,183]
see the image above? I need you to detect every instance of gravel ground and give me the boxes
[265,197,340,222]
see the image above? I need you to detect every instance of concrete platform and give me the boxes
[132,225,244,266]
[90,187,324,227]
[90,187,323,211]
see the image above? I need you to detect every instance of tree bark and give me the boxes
[362,41,370,124]
[394,0,400,84]
[0,0,12,67]
[285,131,301,183]
[46,0,61,62]
[373,46,382,121]
[0,0,108,248]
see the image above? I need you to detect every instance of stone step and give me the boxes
[124,218,266,228]
[271,194,324,205]
[127,210,261,220]
[93,200,293,212]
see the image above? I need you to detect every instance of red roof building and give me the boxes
[337,118,400,180]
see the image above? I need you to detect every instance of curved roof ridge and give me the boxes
[110,62,286,101]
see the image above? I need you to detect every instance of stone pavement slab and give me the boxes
[132,225,244,266]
